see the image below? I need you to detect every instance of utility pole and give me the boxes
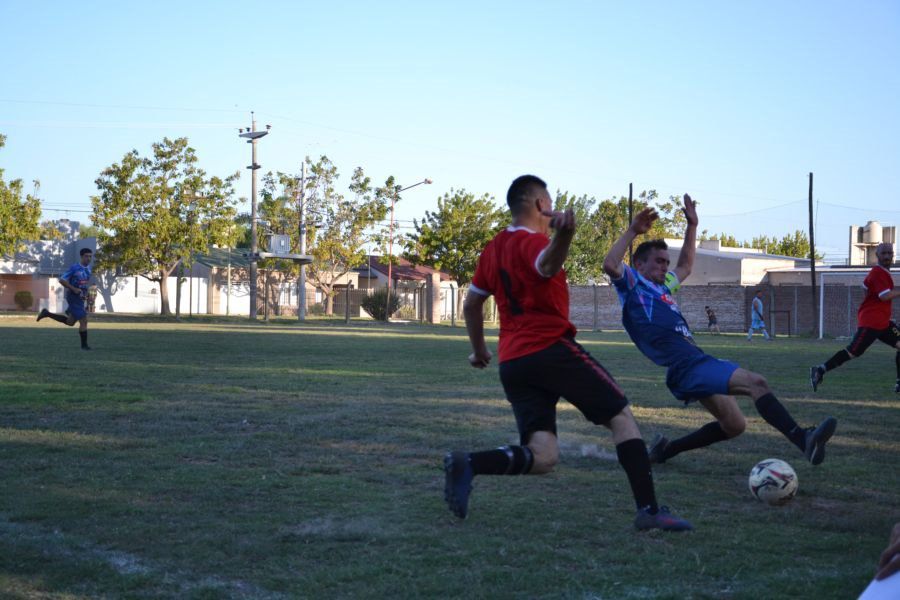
[628,182,634,265]
[298,162,307,321]
[808,172,818,334]
[238,113,270,320]
[384,178,432,321]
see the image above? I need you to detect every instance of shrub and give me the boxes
[395,305,417,320]
[307,303,326,316]
[361,288,402,321]
[14,291,33,311]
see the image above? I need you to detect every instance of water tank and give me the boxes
[863,221,882,244]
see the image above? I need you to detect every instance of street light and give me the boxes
[385,178,432,321]
[238,112,269,320]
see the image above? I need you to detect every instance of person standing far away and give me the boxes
[602,195,836,468]
[747,290,771,341]
[810,242,900,394]
[37,247,94,350]
[705,306,721,334]
[443,174,692,532]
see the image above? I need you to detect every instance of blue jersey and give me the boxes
[60,262,92,301]
[611,263,704,367]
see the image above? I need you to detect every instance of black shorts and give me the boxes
[498,338,628,445]
[846,321,900,357]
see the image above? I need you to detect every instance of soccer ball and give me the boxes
[748,458,798,506]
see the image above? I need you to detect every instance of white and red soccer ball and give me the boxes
[749,458,798,506]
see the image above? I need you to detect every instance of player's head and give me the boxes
[633,239,669,284]
[705,306,710,310]
[507,175,550,218]
[79,248,93,264]
[876,243,894,268]
[755,290,764,298]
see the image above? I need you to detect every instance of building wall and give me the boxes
[567,283,900,337]
[0,275,50,310]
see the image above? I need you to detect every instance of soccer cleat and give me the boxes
[36,308,49,322]
[634,506,693,532]
[895,379,899,393]
[81,346,92,351]
[444,451,474,519]
[647,434,670,465]
[809,366,825,392]
[804,416,837,466]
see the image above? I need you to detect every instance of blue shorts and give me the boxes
[750,316,766,329]
[666,355,739,402]
[65,295,87,320]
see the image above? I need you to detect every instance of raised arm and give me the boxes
[673,194,698,283]
[463,290,492,368]
[602,207,659,279]
[536,208,576,277]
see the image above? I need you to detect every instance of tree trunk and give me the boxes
[325,290,334,315]
[159,270,171,315]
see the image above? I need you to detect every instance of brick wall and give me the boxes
[568,283,900,337]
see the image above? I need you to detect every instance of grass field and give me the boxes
[1,315,898,599]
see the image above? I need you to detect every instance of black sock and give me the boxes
[48,312,69,325]
[468,445,533,475]
[895,352,899,380]
[664,422,730,460]
[823,349,851,372]
[754,393,805,450]
[79,331,88,348]
[616,438,657,512]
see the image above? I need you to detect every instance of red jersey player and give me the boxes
[442,175,691,532]
[811,242,900,393]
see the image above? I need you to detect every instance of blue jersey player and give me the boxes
[37,247,94,350]
[602,195,836,467]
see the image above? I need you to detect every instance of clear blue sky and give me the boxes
[2,1,899,260]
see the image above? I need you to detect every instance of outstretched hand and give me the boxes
[683,193,698,226]
[876,522,900,581]
[540,208,576,233]
[630,207,659,235]
[468,350,492,369]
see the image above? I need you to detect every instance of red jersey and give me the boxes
[857,265,894,329]
[470,226,576,362]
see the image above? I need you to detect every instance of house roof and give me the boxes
[357,255,453,282]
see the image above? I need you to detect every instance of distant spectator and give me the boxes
[705,306,721,334]
[747,290,771,341]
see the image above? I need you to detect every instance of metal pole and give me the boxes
[385,192,396,321]
[809,172,818,335]
[189,265,192,317]
[249,115,259,320]
[226,248,231,316]
[345,283,351,324]
[450,284,456,327]
[298,162,307,321]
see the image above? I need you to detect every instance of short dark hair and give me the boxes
[705,306,710,309]
[506,175,547,215]
[633,239,668,263]
[80,248,93,256]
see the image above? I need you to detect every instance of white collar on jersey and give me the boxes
[506,225,537,234]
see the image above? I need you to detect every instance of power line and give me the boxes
[0,98,244,114]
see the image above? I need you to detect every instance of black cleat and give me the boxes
[443,452,474,519]
[809,366,825,392]
[634,506,693,532]
[36,308,49,322]
[895,379,899,394]
[804,416,837,466]
[648,434,670,465]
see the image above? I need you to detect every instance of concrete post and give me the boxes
[426,273,442,324]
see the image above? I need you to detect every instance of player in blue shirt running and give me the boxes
[37,247,94,350]
[602,195,836,466]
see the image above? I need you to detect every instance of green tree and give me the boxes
[0,134,41,257]
[91,137,239,315]
[277,156,387,315]
[403,188,506,286]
